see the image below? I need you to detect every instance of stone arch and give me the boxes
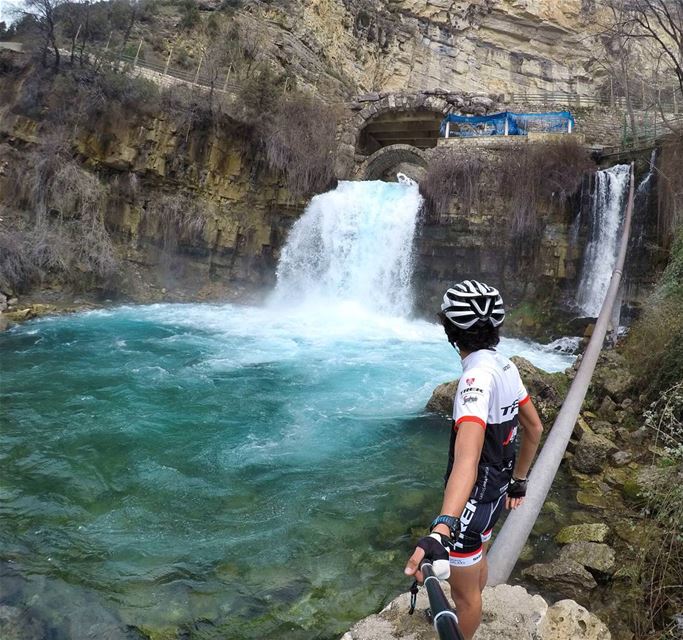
[350,93,452,153]
[357,144,428,181]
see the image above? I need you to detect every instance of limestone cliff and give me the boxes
[241,0,621,99]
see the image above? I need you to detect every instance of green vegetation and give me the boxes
[625,229,683,396]
[632,385,683,639]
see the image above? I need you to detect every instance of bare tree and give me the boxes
[629,0,683,97]
[21,0,66,69]
[599,0,641,138]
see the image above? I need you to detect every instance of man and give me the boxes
[404,280,544,640]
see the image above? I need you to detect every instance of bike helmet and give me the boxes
[440,280,505,329]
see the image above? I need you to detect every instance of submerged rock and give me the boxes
[558,542,616,575]
[342,583,610,640]
[522,559,597,603]
[555,523,610,544]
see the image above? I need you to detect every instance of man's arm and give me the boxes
[513,399,543,479]
[506,399,543,510]
[431,421,485,538]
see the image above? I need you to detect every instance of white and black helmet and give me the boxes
[440,280,505,329]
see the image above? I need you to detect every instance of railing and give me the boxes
[508,89,682,114]
[487,163,636,585]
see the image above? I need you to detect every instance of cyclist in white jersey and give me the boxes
[405,280,544,640]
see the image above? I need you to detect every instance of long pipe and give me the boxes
[486,162,636,585]
[421,563,465,640]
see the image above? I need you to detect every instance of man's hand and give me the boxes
[404,533,451,583]
[505,477,527,510]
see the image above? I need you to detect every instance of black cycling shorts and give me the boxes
[448,493,505,567]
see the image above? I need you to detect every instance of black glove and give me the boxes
[508,477,528,498]
[414,533,453,580]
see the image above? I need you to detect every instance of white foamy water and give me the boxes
[273,180,423,313]
[576,164,630,316]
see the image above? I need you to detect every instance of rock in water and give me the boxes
[539,600,611,640]
[425,379,458,415]
[555,523,610,544]
[558,542,616,575]
[522,559,597,604]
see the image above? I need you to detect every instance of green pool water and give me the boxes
[0,303,574,639]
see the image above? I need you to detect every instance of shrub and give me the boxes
[0,231,37,292]
[419,150,483,221]
[625,230,683,394]
[1,145,117,290]
[263,95,338,196]
[633,386,683,639]
[498,139,593,250]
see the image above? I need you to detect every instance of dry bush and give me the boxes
[1,146,117,289]
[140,193,209,254]
[0,231,37,292]
[498,139,593,251]
[419,150,484,221]
[657,133,683,251]
[264,95,338,197]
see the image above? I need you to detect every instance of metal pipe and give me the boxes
[421,563,464,640]
[487,162,635,585]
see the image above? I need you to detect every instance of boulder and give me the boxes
[522,559,597,603]
[425,379,458,415]
[591,351,634,402]
[555,523,610,544]
[573,431,617,474]
[343,583,609,640]
[538,599,611,640]
[597,396,618,421]
[558,542,616,575]
[611,450,632,467]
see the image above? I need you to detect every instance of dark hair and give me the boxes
[437,313,500,352]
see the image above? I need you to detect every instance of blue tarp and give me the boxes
[440,111,575,137]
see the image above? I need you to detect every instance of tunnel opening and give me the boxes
[357,109,444,155]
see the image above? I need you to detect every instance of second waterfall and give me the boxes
[576,164,631,317]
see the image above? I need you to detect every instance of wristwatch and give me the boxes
[430,515,461,539]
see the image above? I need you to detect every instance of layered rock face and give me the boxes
[0,109,302,302]
[254,0,609,99]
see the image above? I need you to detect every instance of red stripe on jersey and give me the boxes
[519,394,530,406]
[455,415,486,429]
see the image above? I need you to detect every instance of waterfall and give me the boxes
[273,179,423,314]
[576,164,631,316]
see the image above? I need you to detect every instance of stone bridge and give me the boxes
[338,88,678,181]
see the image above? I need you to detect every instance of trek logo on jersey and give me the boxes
[501,398,520,416]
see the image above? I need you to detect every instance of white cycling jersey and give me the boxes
[447,349,529,503]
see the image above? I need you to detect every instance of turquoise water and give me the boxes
[0,303,574,639]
